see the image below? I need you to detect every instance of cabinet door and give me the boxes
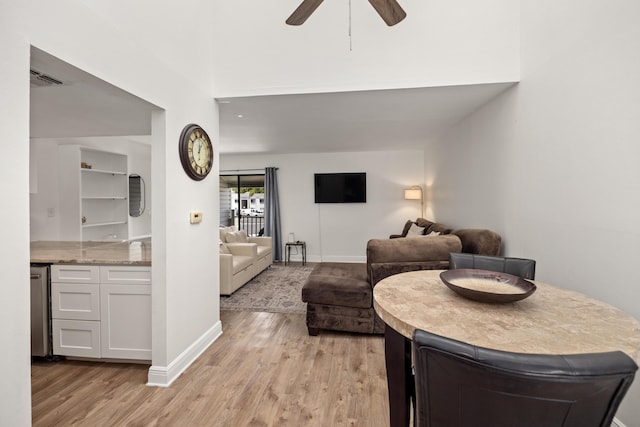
[100,284,151,360]
[52,319,101,358]
[51,283,100,320]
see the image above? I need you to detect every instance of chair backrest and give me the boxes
[412,329,638,427]
[449,252,536,280]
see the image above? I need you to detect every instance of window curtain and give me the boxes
[264,167,282,261]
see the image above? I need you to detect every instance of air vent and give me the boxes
[30,69,63,88]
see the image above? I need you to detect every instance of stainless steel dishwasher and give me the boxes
[30,264,52,358]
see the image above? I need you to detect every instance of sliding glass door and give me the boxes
[219,174,265,236]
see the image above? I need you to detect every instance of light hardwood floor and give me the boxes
[32,311,390,426]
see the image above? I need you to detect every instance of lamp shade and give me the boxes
[404,188,422,200]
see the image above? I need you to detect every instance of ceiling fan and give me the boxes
[286,0,406,26]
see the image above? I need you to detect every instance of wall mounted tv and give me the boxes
[314,172,367,203]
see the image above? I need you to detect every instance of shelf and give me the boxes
[58,145,129,241]
[82,221,128,228]
[81,168,127,176]
[82,196,127,200]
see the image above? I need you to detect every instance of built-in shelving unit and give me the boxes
[58,146,128,241]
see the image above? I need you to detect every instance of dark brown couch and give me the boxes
[391,218,502,256]
[302,220,501,335]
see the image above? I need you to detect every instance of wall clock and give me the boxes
[179,123,213,181]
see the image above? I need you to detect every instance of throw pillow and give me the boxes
[427,224,453,235]
[225,231,239,243]
[237,230,249,243]
[225,230,250,243]
[219,226,236,241]
[406,223,426,237]
[415,218,435,229]
[401,220,414,236]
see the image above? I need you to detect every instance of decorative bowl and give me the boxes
[439,269,536,303]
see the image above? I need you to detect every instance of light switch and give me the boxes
[190,211,203,224]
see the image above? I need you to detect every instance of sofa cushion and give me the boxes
[302,263,371,309]
[256,245,271,259]
[451,228,502,256]
[366,235,462,283]
[226,230,250,243]
[369,260,450,286]
[219,241,231,254]
[219,226,236,241]
[232,255,253,274]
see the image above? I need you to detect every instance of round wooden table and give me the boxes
[373,269,640,427]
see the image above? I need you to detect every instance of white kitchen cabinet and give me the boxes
[58,146,128,241]
[100,284,151,359]
[52,319,101,358]
[51,282,100,320]
[99,266,151,360]
[51,265,102,357]
[100,265,152,285]
[51,264,151,361]
[52,264,100,284]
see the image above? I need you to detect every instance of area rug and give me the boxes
[220,263,315,314]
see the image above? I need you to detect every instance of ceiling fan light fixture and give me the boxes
[367,0,406,26]
[286,0,325,25]
[286,0,406,27]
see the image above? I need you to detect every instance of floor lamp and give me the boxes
[404,186,424,218]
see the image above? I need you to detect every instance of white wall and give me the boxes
[0,2,32,425]
[424,86,517,237]
[30,137,152,241]
[212,0,519,97]
[221,150,424,262]
[2,1,220,424]
[428,0,640,423]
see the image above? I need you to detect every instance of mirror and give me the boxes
[129,174,145,217]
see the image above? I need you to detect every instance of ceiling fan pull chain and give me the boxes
[349,0,353,51]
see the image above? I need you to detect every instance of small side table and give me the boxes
[285,241,306,266]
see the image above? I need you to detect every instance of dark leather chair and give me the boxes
[449,252,536,280]
[412,329,638,427]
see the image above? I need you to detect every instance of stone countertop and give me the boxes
[374,269,640,364]
[30,239,151,266]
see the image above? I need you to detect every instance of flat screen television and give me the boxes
[314,172,366,203]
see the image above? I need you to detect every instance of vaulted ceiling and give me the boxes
[30,48,514,153]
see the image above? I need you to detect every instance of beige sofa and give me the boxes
[219,227,273,295]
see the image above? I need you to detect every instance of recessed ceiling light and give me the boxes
[237,114,244,118]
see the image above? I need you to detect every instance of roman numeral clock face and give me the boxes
[179,124,213,181]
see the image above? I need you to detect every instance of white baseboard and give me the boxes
[318,256,366,263]
[146,320,222,387]
[284,255,367,264]
[612,417,626,427]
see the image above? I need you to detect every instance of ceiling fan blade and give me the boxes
[368,0,407,26]
[286,0,325,25]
